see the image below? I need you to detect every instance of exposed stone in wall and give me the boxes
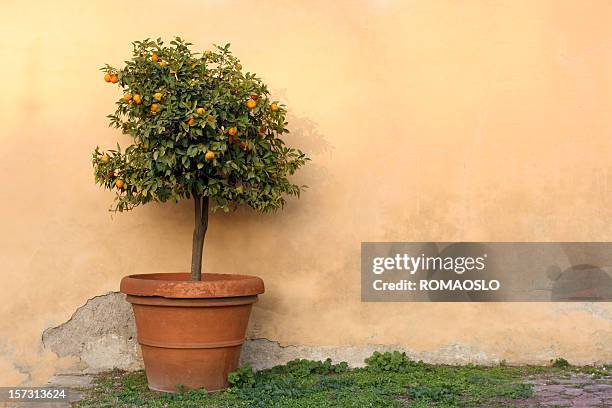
[42,292,142,374]
[42,292,498,375]
[42,292,608,376]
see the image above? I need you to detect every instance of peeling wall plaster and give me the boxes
[41,293,610,376]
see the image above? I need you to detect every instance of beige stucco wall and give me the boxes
[1,0,611,386]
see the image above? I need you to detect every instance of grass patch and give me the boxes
[74,353,608,407]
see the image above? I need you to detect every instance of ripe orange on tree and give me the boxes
[123,93,132,102]
[104,73,111,82]
[151,53,159,62]
[133,94,142,105]
[110,74,119,84]
[150,103,159,113]
[246,99,256,109]
[115,179,125,189]
[205,150,215,161]
[154,92,162,101]
[228,127,237,136]
[187,118,195,126]
[196,107,205,115]
[271,103,279,112]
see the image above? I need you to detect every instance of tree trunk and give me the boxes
[190,195,209,281]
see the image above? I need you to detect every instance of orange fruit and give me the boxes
[205,150,215,161]
[207,114,214,122]
[150,103,159,113]
[246,99,256,109]
[187,118,195,126]
[104,73,111,82]
[151,53,159,62]
[270,103,279,112]
[100,154,110,164]
[110,74,119,84]
[154,92,162,101]
[133,94,142,105]
[228,127,237,136]
[196,107,205,115]
[115,179,125,189]
[123,93,132,102]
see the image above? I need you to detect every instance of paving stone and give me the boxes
[525,373,612,408]
[540,398,571,407]
[563,388,585,396]
[583,384,612,392]
[541,384,568,393]
[570,396,603,407]
[46,374,94,388]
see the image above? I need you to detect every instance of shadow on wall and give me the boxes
[286,112,334,156]
[280,111,334,206]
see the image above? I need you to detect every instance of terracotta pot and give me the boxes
[120,272,264,393]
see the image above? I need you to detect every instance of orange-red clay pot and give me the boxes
[120,272,264,393]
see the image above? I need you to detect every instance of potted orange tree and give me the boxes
[93,38,308,392]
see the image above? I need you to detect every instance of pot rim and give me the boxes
[120,272,264,299]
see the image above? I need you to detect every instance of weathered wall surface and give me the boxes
[1,0,611,385]
[41,293,498,373]
[42,293,142,374]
